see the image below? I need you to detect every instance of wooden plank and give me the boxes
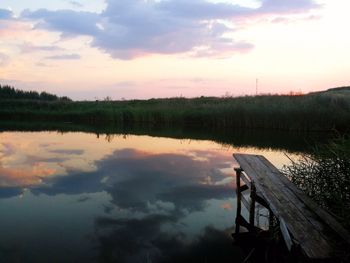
[237,154,332,259]
[280,218,293,251]
[233,153,333,259]
[235,153,350,257]
[259,156,327,234]
[240,172,251,186]
[255,156,327,234]
[258,155,350,246]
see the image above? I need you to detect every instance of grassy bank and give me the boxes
[1,86,349,132]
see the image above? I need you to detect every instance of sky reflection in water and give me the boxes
[0,132,293,262]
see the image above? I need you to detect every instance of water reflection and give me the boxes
[0,132,295,262]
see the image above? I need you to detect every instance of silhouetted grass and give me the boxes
[1,86,349,132]
[283,135,350,231]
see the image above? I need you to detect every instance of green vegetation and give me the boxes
[1,85,350,132]
[0,84,71,101]
[283,135,350,231]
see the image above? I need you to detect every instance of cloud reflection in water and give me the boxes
[90,149,237,262]
[0,133,240,262]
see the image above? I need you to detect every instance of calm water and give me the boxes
[0,131,296,263]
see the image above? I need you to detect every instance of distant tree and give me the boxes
[39,91,58,101]
[104,96,112,101]
[0,84,71,101]
[59,96,71,102]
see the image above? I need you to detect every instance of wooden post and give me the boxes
[269,209,274,230]
[249,183,256,228]
[235,167,243,234]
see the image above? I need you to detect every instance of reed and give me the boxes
[283,135,350,230]
[1,86,349,132]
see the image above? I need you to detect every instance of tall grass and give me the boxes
[1,88,350,132]
[283,135,350,230]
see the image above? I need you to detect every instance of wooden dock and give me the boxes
[233,153,350,261]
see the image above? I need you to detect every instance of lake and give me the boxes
[0,130,308,262]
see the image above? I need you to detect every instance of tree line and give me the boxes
[0,85,71,101]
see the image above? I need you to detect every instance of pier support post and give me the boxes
[249,183,256,227]
[235,167,243,234]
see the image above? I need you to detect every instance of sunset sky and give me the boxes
[0,0,349,100]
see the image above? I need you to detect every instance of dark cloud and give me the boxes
[94,214,241,263]
[103,204,114,214]
[0,188,22,199]
[0,9,13,20]
[158,184,234,212]
[99,149,234,212]
[45,54,81,60]
[31,169,103,196]
[94,214,181,262]
[76,196,91,202]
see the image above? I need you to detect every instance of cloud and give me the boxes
[20,42,65,53]
[76,196,91,202]
[0,145,239,260]
[69,1,83,8]
[21,9,100,36]
[0,143,15,156]
[158,184,234,212]
[258,0,320,14]
[49,149,84,155]
[156,0,252,19]
[0,9,13,20]
[20,0,320,59]
[0,164,55,188]
[45,54,81,60]
[91,0,254,59]
[36,62,53,67]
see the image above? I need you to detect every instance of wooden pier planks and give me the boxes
[233,153,350,260]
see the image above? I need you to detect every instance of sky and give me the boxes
[0,0,349,100]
